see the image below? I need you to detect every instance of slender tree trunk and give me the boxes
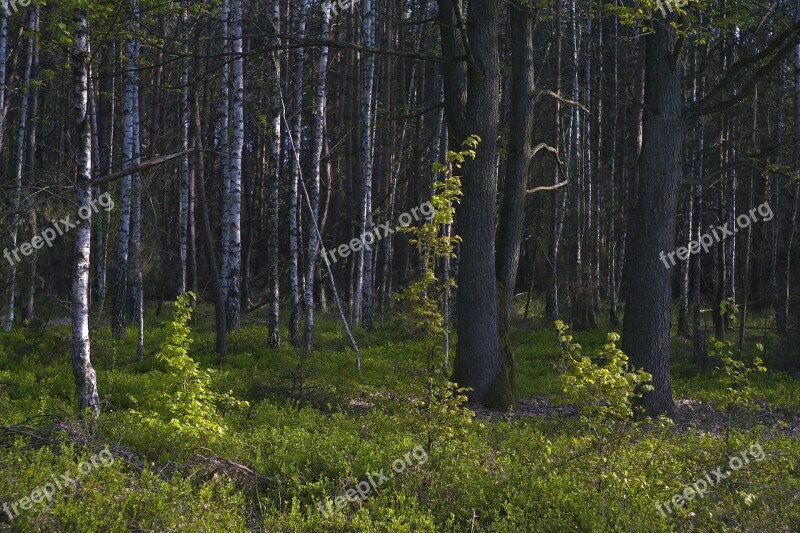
[267,0,281,348]
[112,5,140,339]
[303,0,330,350]
[288,0,307,345]
[71,6,100,415]
[218,0,231,328]
[0,4,6,160]
[357,0,376,331]
[179,0,191,295]
[2,9,35,331]
[193,83,226,355]
[225,0,244,331]
[678,192,692,336]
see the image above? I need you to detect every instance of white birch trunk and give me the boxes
[130,78,143,360]
[179,0,191,295]
[288,0,307,345]
[356,0,376,331]
[303,0,330,350]
[2,9,35,331]
[218,0,231,321]
[226,0,244,331]
[112,7,140,339]
[0,5,6,159]
[71,6,100,414]
[267,0,281,348]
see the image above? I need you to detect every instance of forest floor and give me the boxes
[0,298,798,532]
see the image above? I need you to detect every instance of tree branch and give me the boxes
[692,19,800,117]
[90,149,196,186]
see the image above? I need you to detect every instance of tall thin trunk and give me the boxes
[218,0,231,328]
[357,0,376,330]
[2,8,35,331]
[225,0,244,331]
[303,0,330,350]
[288,0,307,345]
[112,5,140,339]
[608,0,620,326]
[71,6,100,415]
[194,82,227,355]
[267,0,281,348]
[692,45,706,366]
[678,192,692,336]
[94,43,115,318]
[179,0,191,295]
[0,5,6,159]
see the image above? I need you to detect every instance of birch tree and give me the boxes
[303,0,330,350]
[225,0,244,331]
[0,3,6,160]
[2,8,36,331]
[356,0,376,330]
[71,5,100,415]
[267,0,281,348]
[112,1,141,339]
[288,0,307,345]
[179,0,191,295]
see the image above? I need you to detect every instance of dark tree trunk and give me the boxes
[621,14,680,416]
[439,0,515,409]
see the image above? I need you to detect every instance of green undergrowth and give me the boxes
[0,299,798,531]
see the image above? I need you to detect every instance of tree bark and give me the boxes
[303,0,331,350]
[621,13,680,416]
[2,8,35,331]
[71,6,100,415]
[439,0,514,409]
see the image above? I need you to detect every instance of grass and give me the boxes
[0,297,797,531]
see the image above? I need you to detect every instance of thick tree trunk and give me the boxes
[621,14,680,416]
[494,0,533,408]
[439,0,514,409]
[497,0,534,311]
[71,7,100,415]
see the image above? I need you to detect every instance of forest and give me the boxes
[0,0,799,530]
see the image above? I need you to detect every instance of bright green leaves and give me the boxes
[130,292,249,442]
[555,321,655,434]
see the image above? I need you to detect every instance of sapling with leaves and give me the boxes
[130,292,248,442]
[708,298,768,450]
[395,136,480,458]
